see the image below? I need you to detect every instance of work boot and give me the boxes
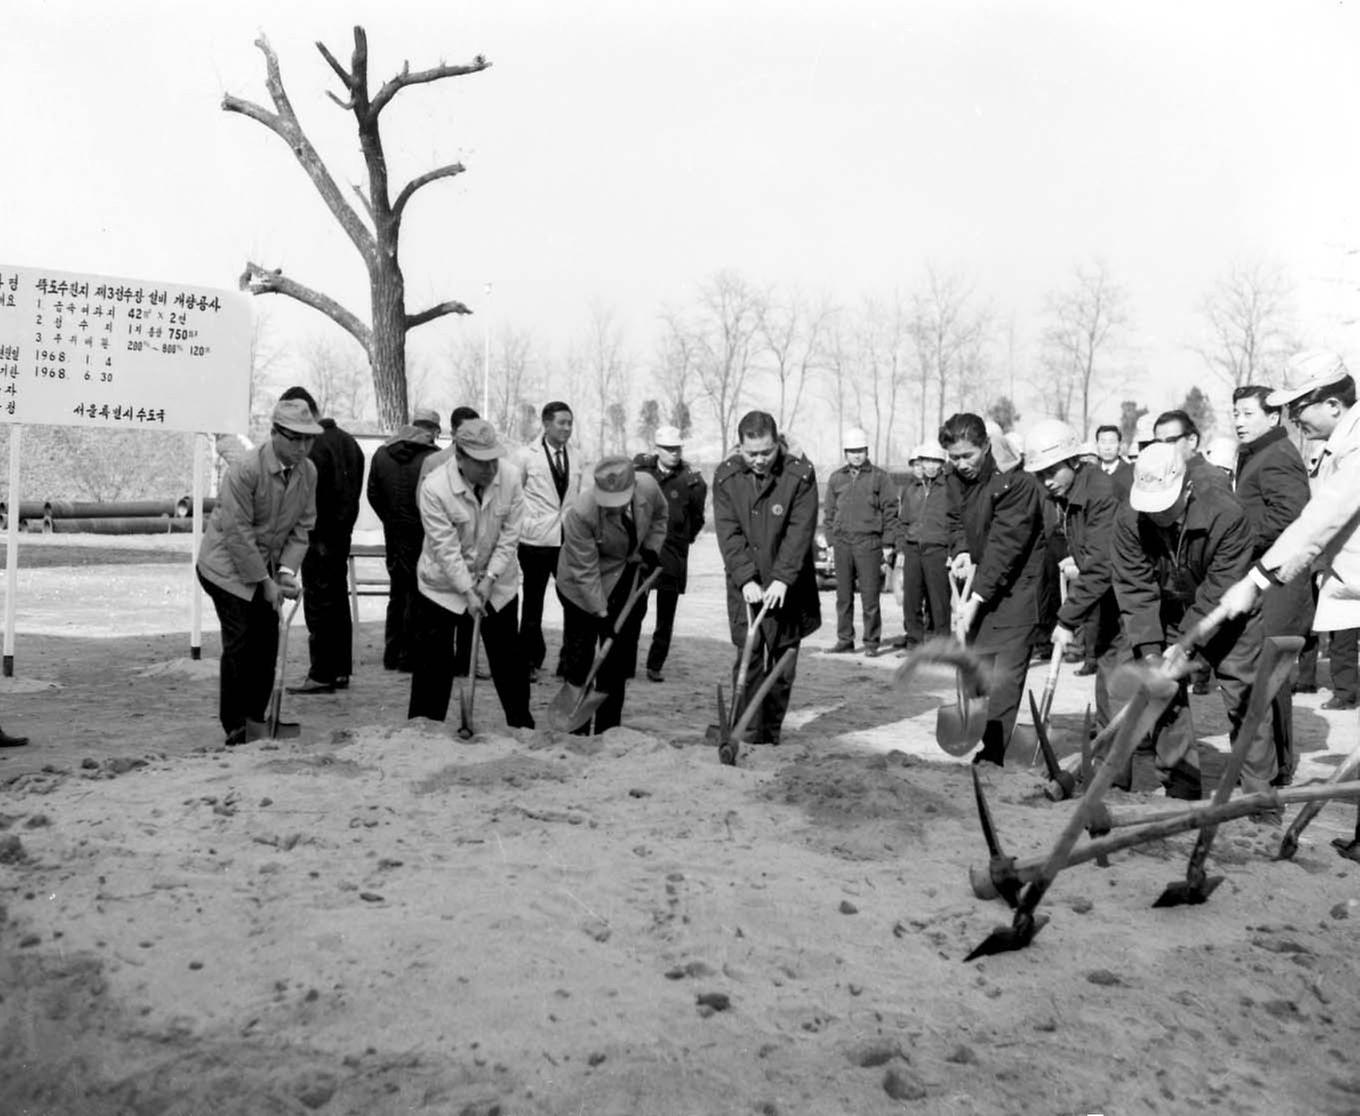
[828,641,855,654]
[0,726,29,748]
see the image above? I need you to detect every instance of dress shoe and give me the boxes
[1074,661,1098,677]
[1322,696,1358,710]
[1331,837,1360,863]
[891,634,912,650]
[1293,682,1318,694]
[223,725,248,747]
[863,643,883,658]
[646,668,664,683]
[287,677,336,695]
[334,676,350,690]
[828,641,856,654]
[0,727,30,748]
[1062,650,1084,664]
[1270,767,1295,788]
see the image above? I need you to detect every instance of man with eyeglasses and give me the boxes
[1153,409,1230,493]
[1222,352,1360,858]
[197,398,322,746]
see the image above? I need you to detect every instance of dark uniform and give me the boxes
[895,473,951,646]
[1112,482,1275,799]
[713,447,821,744]
[1235,425,1313,780]
[1052,464,1122,728]
[366,428,439,671]
[301,418,365,687]
[824,461,898,653]
[1101,459,1135,504]
[632,453,708,678]
[948,452,1047,764]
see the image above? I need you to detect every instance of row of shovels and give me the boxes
[965,602,1360,960]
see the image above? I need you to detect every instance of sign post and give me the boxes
[3,425,20,677]
[0,263,251,672]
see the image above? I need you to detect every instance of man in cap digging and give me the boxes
[1111,440,1278,803]
[408,418,534,729]
[555,456,668,734]
[632,425,708,682]
[893,440,950,652]
[367,407,443,672]
[1222,352,1360,856]
[196,398,321,746]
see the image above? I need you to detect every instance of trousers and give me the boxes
[834,539,883,647]
[301,537,353,684]
[408,593,533,728]
[645,587,680,673]
[519,544,562,671]
[559,572,647,735]
[901,542,951,643]
[199,572,278,735]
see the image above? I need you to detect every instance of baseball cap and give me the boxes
[593,456,636,507]
[654,424,683,447]
[412,407,441,431]
[1268,350,1350,409]
[1130,441,1186,513]
[272,398,324,436]
[453,418,506,461]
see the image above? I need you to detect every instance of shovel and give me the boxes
[1031,692,1078,801]
[719,648,798,765]
[936,569,988,755]
[247,590,304,741]
[964,671,1177,961]
[1152,635,1302,907]
[548,567,662,733]
[711,600,772,765]
[457,611,483,740]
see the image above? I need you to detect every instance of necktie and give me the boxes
[281,466,291,486]
[554,448,565,476]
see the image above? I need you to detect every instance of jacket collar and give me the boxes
[1240,425,1286,460]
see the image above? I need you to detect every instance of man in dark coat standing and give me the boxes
[942,413,1047,765]
[1095,423,1135,504]
[824,427,899,656]
[713,411,821,747]
[1233,384,1314,781]
[632,424,707,682]
[278,387,365,695]
[1112,442,1276,802]
[893,441,950,651]
[367,408,442,672]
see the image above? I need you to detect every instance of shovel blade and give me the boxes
[457,683,474,739]
[245,718,301,742]
[547,681,609,733]
[936,702,981,757]
[963,913,1049,962]
[1151,875,1224,908]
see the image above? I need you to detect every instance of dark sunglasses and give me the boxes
[274,425,315,443]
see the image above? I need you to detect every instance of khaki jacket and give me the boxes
[556,474,667,615]
[515,439,586,548]
[416,457,523,615]
[197,442,317,600]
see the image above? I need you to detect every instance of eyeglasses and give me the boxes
[1287,397,1319,421]
[1157,432,1191,444]
[273,425,315,443]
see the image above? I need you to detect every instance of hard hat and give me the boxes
[842,427,870,451]
[1204,435,1239,472]
[653,424,683,447]
[1023,418,1082,473]
[911,440,946,462]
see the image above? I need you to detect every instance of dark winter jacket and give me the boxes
[308,418,366,545]
[1054,464,1120,631]
[896,473,950,548]
[1186,451,1231,494]
[1112,480,1257,655]
[632,454,708,594]
[1235,425,1314,634]
[948,453,1046,647]
[824,462,899,546]
[1101,459,1135,505]
[713,448,822,645]
[367,431,439,552]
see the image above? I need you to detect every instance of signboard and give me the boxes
[0,263,251,434]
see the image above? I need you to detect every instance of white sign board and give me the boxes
[0,263,251,433]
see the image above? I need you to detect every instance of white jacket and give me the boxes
[515,439,585,548]
[416,457,523,615]
[1261,404,1360,631]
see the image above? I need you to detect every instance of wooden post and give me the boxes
[4,425,20,677]
[190,432,205,659]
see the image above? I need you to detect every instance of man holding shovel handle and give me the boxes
[1221,352,1360,860]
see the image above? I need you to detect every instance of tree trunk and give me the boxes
[370,259,409,431]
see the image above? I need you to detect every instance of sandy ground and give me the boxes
[3,536,1360,1115]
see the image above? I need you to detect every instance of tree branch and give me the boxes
[315,39,355,90]
[392,162,466,223]
[351,182,374,221]
[238,262,373,354]
[222,35,376,266]
[369,55,491,118]
[406,301,472,330]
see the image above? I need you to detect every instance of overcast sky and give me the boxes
[5,0,1360,441]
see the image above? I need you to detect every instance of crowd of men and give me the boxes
[179,350,1360,857]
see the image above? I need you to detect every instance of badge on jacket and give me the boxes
[772,504,784,517]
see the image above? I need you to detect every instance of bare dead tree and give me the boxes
[1195,261,1299,388]
[300,333,374,422]
[755,288,835,434]
[688,270,762,450]
[577,302,630,458]
[222,27,487,429]
[854,294,912,467]
[1038,261,1129,438]
[655,311,700,437]
[908,267,989,440]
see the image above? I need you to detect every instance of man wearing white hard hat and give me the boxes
[1112,441,1278,804]
[893,440,950,650]
[824,427,899,656]
[632,425,708,682]
[1222,352,1360,856]
[1024,419,1123,729]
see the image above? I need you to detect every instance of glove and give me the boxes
[742,580,765,605]
[639,547,661,572]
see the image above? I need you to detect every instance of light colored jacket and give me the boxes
[416,456,523,614]
[1261,405,1360,631]
[197,442,317,600]
[515,439,585,548]
[556,474,667,615]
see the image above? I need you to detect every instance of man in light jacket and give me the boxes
[556,457,667,735]
[515,401,583,682]
[408,419,533,729]
[1222,353,1360,858]
[197,398,321,746]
